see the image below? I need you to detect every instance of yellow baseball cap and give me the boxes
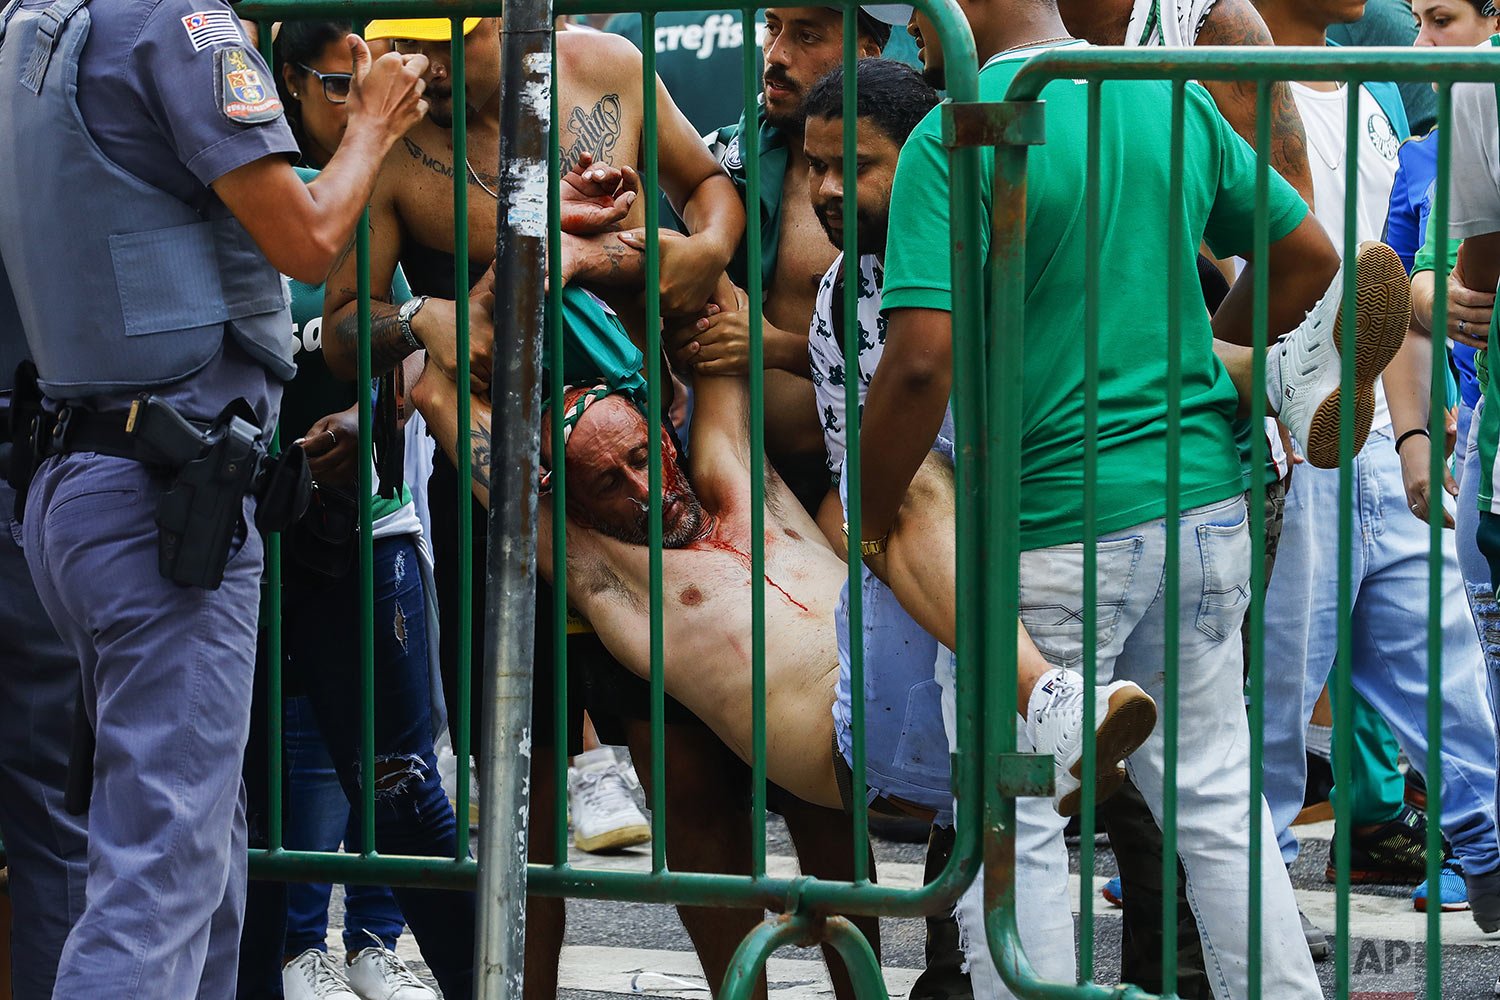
[363,17,482,41]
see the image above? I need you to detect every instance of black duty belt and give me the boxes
[39,402,210,468]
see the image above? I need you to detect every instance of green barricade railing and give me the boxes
[236,1,989,997]
[977,46,1500,1000]
[233,10,1500,997]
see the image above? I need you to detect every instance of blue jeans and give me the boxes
[0,479,88,1000]
[23,453,262,1000]
[282,695,406,957]
[943,498,1320,998]
[1456,399,1500,824]
[278,534,473,998]
[1264,426,1500,876]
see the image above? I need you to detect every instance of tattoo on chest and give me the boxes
[402,137,501,192]
[562,94,623,173]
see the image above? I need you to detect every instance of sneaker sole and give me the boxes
[574,824,651,854]
[1414,897,1471,913]
[1326,866,1425,887]
[1058,685,1157,817]
[1304,241,1411,470]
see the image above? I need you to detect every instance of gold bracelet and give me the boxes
[842,522,889,557]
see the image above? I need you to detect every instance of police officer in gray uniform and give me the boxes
[0,1,429,993]
[0,276,87,1000]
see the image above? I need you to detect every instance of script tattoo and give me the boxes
[561,94,623,174]
[401,137,502,192]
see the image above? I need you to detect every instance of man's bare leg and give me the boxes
[621,718,768,1000]
[776,794,882,1000]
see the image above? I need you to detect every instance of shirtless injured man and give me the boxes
[413,345,1157,817]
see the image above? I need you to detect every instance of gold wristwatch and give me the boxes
[842,522,888,557]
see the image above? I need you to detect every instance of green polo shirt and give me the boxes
[881,41,1307,549]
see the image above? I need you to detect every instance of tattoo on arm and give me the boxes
[1267,81,1313,203]
[333,294,413,376]
[1197,0,1313,205]
[561,94,623,175]
[468,425,492,488]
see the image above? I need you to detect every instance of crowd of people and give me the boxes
[1,0,1499,998]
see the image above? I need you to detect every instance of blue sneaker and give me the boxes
[1102,876,1123,908]
[1413,859,1469,913]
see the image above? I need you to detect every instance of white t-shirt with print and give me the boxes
[1126,0,1218,47]
[1293,81,1402,431]
[808,252,886,482]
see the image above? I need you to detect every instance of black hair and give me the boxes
[273,20,353,163]
[802,57,940,147]
[855,10,893,49]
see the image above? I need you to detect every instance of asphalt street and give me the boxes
[328,814,1500,999]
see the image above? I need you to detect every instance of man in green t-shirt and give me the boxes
[853,0,1385,993]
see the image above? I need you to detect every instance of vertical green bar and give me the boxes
[450,16,473,863]
[1159,78,1185,998]
[358,211,376,855]
[1247,80,1273,1000]
[983,137,1027,992]
[1078,77,1101,985]
[840,4,869,886]
[741,5,767,877]
[549,28,571,870]
[256,21,283,855]
[1333,74,1361,1000]
[643,10,668,876]
[1425,83,1453,999]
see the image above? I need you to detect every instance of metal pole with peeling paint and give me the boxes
[476,5,553,997]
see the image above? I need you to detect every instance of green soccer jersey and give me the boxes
[881,41,1308,550]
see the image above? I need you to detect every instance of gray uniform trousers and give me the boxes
[0,478,88,999]
[22,453,262,999]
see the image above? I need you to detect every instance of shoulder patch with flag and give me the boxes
[180,9,242,51]
[215,46,282,124]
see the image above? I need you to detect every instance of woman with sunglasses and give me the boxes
[236,20,474,1000]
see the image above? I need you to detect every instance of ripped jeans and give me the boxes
[280,533,474,997]
[1456,400,1500,676]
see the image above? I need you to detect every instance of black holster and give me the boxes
[5,361,44,521]
[131,396,308,589]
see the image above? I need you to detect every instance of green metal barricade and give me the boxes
[977,46,1500,1000]
[235,1,990,997]
[230,7,1499,996]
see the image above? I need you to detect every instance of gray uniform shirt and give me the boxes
[16,0,299,430]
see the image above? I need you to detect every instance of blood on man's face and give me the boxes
[549,394,705,548]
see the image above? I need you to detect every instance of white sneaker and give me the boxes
[283,949,360,1000]
[347,932,438,1000]
[1026,668,1157,817]
[1266,241,1410,469]
[568,746,652,853]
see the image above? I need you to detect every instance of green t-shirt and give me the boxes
[881,41,1308,549]
[285,167,412,523]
